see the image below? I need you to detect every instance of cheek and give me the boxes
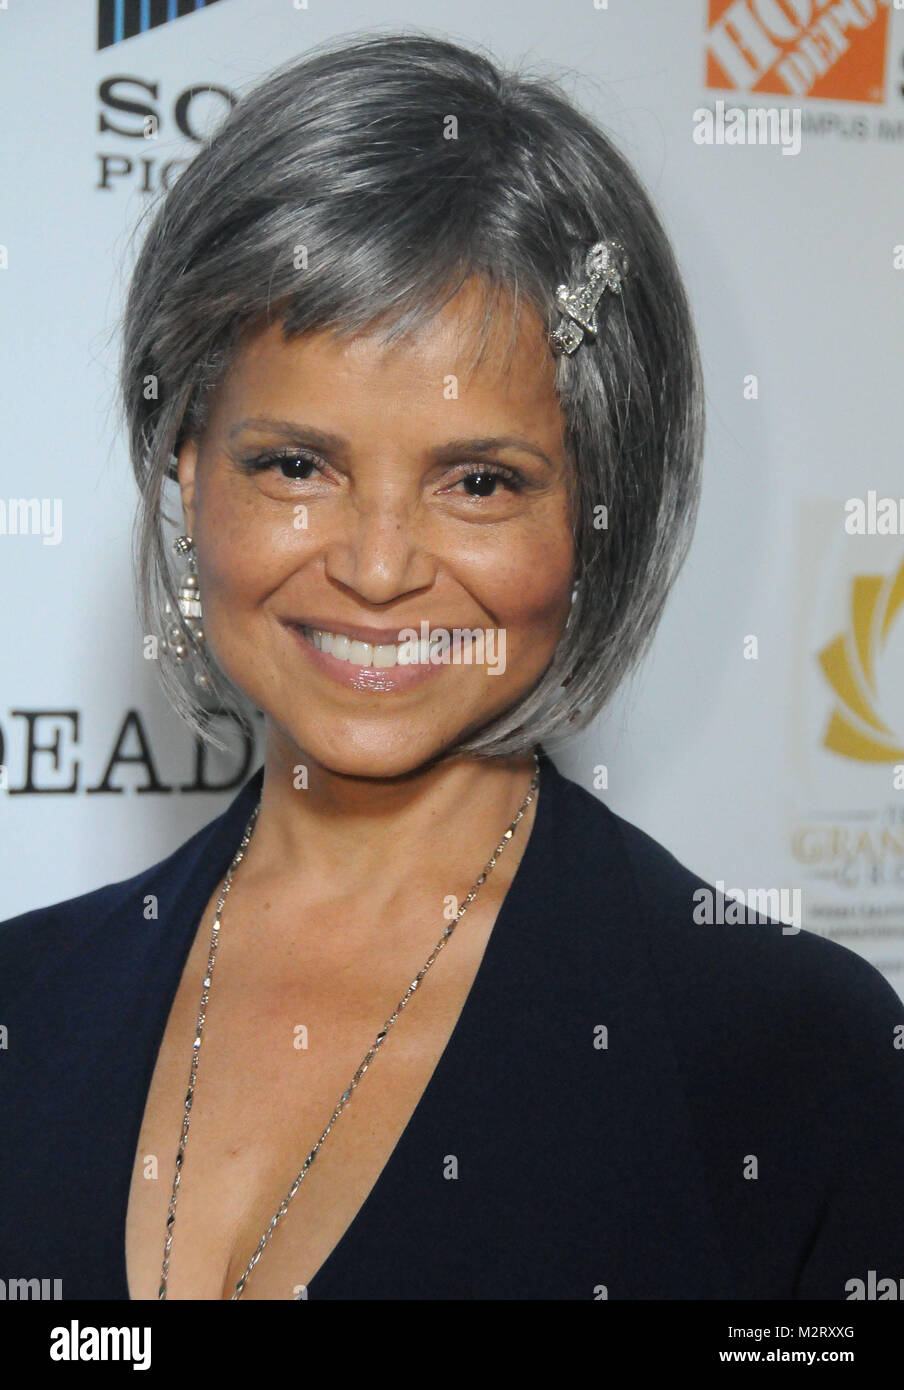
[193,481,299,606]
[499,564,569,625]
[471,526,574,656]
[187,485,298,688]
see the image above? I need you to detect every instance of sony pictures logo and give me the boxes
[97,75,236,195]
[705,0,893,103]
[96,0,228,50]
[95,2,238,195]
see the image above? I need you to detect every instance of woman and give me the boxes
[1,31,902,1303]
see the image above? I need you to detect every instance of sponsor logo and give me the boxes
[98,0,228,51]
[705,0,892,102]
[817,551,904,762]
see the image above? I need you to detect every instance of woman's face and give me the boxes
[176,277,576,778]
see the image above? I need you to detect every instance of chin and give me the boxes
[280,723,469,783]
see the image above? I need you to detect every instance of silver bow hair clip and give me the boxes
[549,238,629,355]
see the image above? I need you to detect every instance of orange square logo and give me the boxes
[705,0,891,102]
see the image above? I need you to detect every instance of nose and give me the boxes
[322,490,436,605]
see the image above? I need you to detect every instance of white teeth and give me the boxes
[305,627,401,668]
[301,626,476,668]
[348,639,373,666]
[397,641,429,666]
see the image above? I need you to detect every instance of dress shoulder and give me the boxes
[0,804,229,1002]
[561,772,904,1037]
[550,770,904,1296]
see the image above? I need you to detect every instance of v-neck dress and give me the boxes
[1,748,903,1299]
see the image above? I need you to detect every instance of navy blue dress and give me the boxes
[1,747,902,1299]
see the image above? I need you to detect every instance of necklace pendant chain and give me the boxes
[157,751,540,1301]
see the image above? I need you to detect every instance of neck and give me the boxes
[243,734,539,906]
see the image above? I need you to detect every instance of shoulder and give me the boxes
[548,760,904,1057]
[622,800,902,1037]
[549,763,904,1283]
[0,790,246,1000]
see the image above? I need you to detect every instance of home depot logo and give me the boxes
[705,0,892,102]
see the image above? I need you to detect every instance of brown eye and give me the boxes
[462,471,502,497]
[453,464,523,497]
[241,450,322,480]
[276,454,318,481]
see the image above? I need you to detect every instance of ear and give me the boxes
[176,439,199,538]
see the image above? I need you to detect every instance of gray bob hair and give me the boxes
[119,28,704,759]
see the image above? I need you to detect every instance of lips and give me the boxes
[280,617,438,646]
[311,625,466,669]
[283,620,453,692]
[280,616,479,670]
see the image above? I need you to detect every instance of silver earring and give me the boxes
[160,535,211,690]
[564,580,581,640]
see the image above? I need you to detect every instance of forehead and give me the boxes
[209,277,565,439]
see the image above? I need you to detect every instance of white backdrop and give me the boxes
[2,0,903,996]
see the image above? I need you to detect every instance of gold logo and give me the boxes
[818,554,904,761]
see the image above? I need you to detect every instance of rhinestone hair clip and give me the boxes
[549,238,629,356]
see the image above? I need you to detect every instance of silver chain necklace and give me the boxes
[158,752,540,1300]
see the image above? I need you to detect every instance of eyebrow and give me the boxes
[228,416,556,471]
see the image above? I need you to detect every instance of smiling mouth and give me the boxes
[298,624,473,668]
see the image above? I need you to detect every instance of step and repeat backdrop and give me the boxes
[2,0,903,994]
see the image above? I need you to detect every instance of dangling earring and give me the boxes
[561,576,582,700]
[565,577,581,630]
[160,534,211,690]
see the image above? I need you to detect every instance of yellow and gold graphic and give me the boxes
[818,554,904,762]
